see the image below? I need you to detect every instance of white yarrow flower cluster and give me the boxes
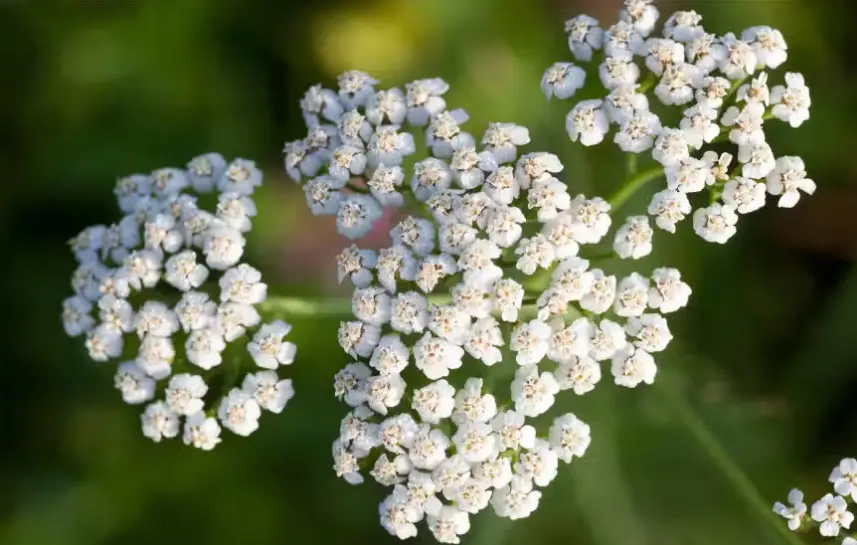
[63,154,296,449]
[774,457,857,539]
[544,0,815,245]
[320,71,692,542]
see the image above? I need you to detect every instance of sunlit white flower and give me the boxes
[655,63,701,106]
[589,319,627,361]
[649,268,692,314]
[738,142,776,179]
[566,100,609,146]
[406,78,449,126]
[541,62,587,100]
[247,320,296,369]
[565,15,603,61]
[409,425,451,470]
[652,128,690,167]
[554,355,601,395]
[742,26,787,69]
[114,362,156,404]
[426,505,470,544]
[580,269,616,314]
[719,33,758,79]
[663,10,703,43]
[648,189,691,233]
[414,333,464,380]
[773,488,807,532]
[548,413,591,462]
[183,411,222,450]
[242,371,294,413]
[511,364,560,417]
[766,156,816,208]
[603,20,644,61]
[722,177,766,214]
[615,110,662,153]
[771,73,811,128]
[613,215,653,259]
[693,203,738,244]
[811,494,854,537]
[625,313,672,353]
[185,327,225,370]
[604,85,649,125]
[599,57,641,90]
[464,317,504,365]
[680,104,719,149]
[611,345,657,388]
[141,401,180,443]
[491,476,542,520]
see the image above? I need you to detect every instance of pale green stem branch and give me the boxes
[607,165,664,211]
[655,380,804,545]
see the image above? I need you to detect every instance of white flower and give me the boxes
[527,177,571,222]
[164,250,209,291]
[452,421,497,464]
[648,189,691,233]
[98,295,135,334]
[427,505,470,544]
[185,327,225,370]
[615,111,662,153]
[427,109,474,158]
[380,413,419,454]
[771,73,810,128]
[554,355,601,395]
[643,38,684,76]
[473,456,513,489]
[391,216,436,257]
[376,246,418,293]
[680,104,720,149]
[766,156,815,208]
[303,175,344,215]
[548,317,593,363]
[114,362,156,404]
[136,334,174,378]
[414,333,464,380]
[510,320,552,366]
[565,15,603,61]
[482,122,530,165]
[491,476,542,520]
[831,459,857,500]
[719,33,758,79]
[580,269,616,314]
[722,177,766,214]
[411,157,453,202]
[406,78,449,126]
[379,494,421,540]
[367,166,405,207]
[590,319,628,362]
[514,152,564,190]
[515,235,556,275]
[649,268,691,314]
[666,157,708,194]
[409,425,451,470]
[336,195,383,240]
[366,87,407,125]
[457,239,502,285]
[337,109,373,147]
[389,292,429,334]
[568,195,612,244]
[449,147,492,190]
[217,192,256,232]
[242,371,294,413]
[453,478,493,514]
[412,379,456,424]
[701,151,733,186]
[141,401,180,442]
[165,373,207,416]
[333,438,364,484]
[614,273,650,318]
[541,62,586,100]
[695,76,731,109]
[604,84,649,125]
[369,335,410,376]
[218,158,262,196]
[742,26,788,69]
[85,324,123,361]
[336,245,376,288]
[202,225,245,270]
[652,128,690,167]
[613,215,653,259]
[566,100,609,146]
[515,439,559,487]
[773,488,807,531]
[338,70,377,109]
[247,320,296,369]
[738,142,776,179]
[626,313,673,352]
[216,301,260,342]
[415,254,458,294]
[737,72,771,106]
[655,63,701,106]
[484,166,521,205]
[122,250,162,291]
[511,364,560,417]
[371,454,411,487]
[299,84,343,128]
[611,345,657,388]
[620,0,659,36]
[452,378,497,425]
[663,10,703,43]
[811,494,854,537]
[218,388,261,436]
[464,317,504,365]
[485,205,526,248]
[603,20,644,61]
[693,203,738,244]
[183,411,222,450]
[134,301,178,338]
[548,413,591,462]
[493,277,525,322]
[551,258,593,301]
[721,102,766,147]
[492,410,536,451]
[366,374,406,415]
[541,213,580,259]
[151,167,188,198]
[351,286,392,327]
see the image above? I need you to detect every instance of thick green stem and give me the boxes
[607,165,663,211]
[655,380,804,545]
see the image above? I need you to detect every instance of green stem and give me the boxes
[607,165,663,211]
[655,380,804,545]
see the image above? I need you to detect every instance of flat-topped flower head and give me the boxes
[62,153,299,449]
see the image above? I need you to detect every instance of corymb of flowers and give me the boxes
[62,154,296,450]
[279,0,815,542]
[774,458,857,542]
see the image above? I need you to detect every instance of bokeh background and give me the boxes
[2,0,856,543]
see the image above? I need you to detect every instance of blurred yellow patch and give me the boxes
[312,1,427,80]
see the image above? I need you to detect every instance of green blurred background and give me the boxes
[2,0,856,543]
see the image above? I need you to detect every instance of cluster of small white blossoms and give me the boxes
[61,154,296,450]
[773,458,857,544]
[544,0,815,244]
[298,74,692,542]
